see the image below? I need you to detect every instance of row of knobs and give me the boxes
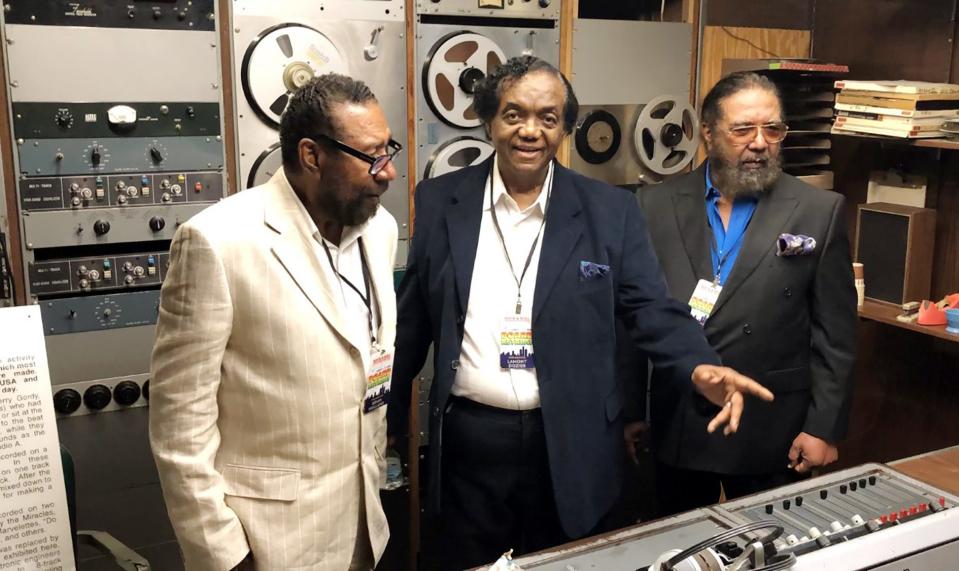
[83,146,163,166]
[53,380,149,415]
[90,216,165,236]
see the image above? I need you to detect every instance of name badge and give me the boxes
[689,279,722,326]
[364,346,393,413]
[499,315,535,369]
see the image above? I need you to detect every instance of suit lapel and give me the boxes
[265,172,366,353]
[709,179,799,319]
[445,160,490,315]
[672,166,713,285]
[533,164,584,323]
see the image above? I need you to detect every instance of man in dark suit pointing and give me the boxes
[627,71,857,515]
[389,57,775,569]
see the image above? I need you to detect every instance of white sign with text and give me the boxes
[0,306,75,570]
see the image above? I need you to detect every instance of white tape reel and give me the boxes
[424,137,494,179]
[242,23,349,127]
[633,95,699,176]
[424,32,507,129]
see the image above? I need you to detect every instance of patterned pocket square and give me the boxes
[579,260,610,281]
[777,233,817,257]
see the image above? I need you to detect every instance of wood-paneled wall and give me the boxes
[699,26,811,107]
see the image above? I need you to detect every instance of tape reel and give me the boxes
[574,109,622,165]
[633,95,699,176]
[423,32,507,129]
[424,136,495,179]
[247,142,282,189]
[242,23,349,127]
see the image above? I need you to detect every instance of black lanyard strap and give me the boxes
[321,236,377,344]
[488,163,552,315]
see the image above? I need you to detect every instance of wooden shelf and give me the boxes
[858,299,959,342]
[832,131,959,151]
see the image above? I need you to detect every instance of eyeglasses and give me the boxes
[724,122,789,144]
[315,134,403,176]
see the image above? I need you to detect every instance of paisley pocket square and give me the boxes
[579,261,610,281]
[776,233,817,257]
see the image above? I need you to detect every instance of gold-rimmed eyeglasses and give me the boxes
[724,122,789,144]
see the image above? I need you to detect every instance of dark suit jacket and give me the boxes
[638,163,857,475]
[388,158,718,538]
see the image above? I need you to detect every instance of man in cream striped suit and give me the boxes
[149,74,401,571]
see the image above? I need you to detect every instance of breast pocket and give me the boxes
[222,464,300,502]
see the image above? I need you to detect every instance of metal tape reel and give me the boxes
[423,32,507,129]
[574,109,622,165]
[424,137,494,179]
[247,142,282,189]
[633,95,699,176]
[242,23,349,127]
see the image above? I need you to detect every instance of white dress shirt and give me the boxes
[452,155,554,410]
[292,193,376,372]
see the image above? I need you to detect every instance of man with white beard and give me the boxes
[625,72,858,516]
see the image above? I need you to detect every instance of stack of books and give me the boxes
[832,80,959,139]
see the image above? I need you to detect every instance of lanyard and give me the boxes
[488,164,553,315]
[321,236,377,344]
[707,213,750,286]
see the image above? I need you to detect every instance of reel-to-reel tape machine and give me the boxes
[230,0,410,262]
[570,20,698,189]
[414,1,561,183]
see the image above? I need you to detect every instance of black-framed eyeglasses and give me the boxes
[315,134,403,176]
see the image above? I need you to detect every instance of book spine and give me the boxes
[834,102,917,117]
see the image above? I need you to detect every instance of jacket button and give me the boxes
[450,359,460,370]
[456,314,465,324]
[784,287,792,297]
[743,324,752,334]
[433,406,440,417]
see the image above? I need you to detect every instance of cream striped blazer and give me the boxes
[149,168,397,571]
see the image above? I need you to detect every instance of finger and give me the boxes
[788,443,802,465]
[736,376,775,401]
[727,392,743,434]
[707,402,731,434]
[793,458,811,474]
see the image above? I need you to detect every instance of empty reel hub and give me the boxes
[633,95,699,176]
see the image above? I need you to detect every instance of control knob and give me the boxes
[149,146,164,164]
[55,109,73,128]
[91,145,101,166]
[83,384,112,411]
[149,216,166,232]
[142,380,150,401]
[113,381,142,406]
[53,388,82,414]
[93,220,111,235]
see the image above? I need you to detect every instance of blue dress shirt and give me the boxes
[705,161,757,286]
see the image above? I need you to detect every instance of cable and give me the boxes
[721,26,783,59]
[662,520,794,571]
